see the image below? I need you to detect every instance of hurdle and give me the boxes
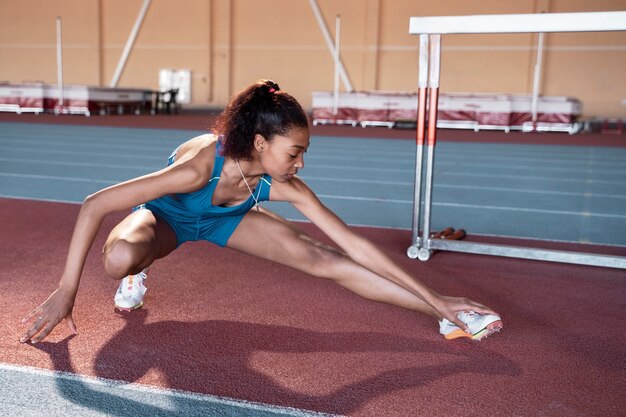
[406,11,626,270]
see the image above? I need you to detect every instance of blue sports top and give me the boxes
[148,140,272,218]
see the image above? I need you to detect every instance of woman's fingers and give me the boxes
[450,316,470,333]
[20,288,77,343]
[30,321,57,344]
[474,307,498,316]
[20,315,48,343]
[21,308,41,324]
[466,301,499,316]
[20,313,74,343]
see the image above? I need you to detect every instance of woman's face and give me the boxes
[256,126,310,183]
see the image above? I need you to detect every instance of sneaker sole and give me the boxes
[472,320,503,341]
[444,320,503,341]
[115,301,144,312]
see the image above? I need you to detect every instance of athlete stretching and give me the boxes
[21,80,502,344]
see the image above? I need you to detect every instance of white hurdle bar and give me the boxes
[409,11,626,34]
[406,11,626,269]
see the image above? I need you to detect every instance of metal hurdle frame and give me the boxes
[406,11,626,270]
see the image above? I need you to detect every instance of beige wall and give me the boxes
[0,0,624,117]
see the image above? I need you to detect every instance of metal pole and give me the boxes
[531,32,544,125]
[429,239,626,270]
[307,0,354,92]
[421,35,441,253]
[410,35,429,248]
[333,15,341,115]
[56,16,64,112]
[110,0,152,87]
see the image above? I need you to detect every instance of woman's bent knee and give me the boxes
[102,239,145,279]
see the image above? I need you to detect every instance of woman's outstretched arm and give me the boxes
[20,156,208,343]
[273,177,498,331]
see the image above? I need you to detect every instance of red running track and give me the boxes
[1,198,625,416]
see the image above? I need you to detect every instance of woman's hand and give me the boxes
[430,294,499,332]
[20,287,78,344]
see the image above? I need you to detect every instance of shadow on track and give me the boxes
[30,309,521,415]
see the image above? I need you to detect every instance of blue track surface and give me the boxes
[1,122,625,246]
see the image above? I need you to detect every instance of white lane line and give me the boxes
[11,136,626,167]
[3,188,623,220]
[5,132,624,161]
[434,183,626,199]
[303,176,626,199]
[316,194,626,219]
[303,176,412,186]
[0,362,337,417]
[3,172,626,203]
[0,157,158,171]
[4,195,626,247]
[5,147,626,177]
[0,122,198,136]
[318,194,412,204]
[0,137,174,152]
[433,202,626,219]
[0,149,626,184]
[0,194,81,204]
[438,171,625,185]
[4,141,625,172]
[434,162,626,175]
[440,155,626,168]
[328,151,626,166]
[1,160,624,198]
[309,165,625,184]
[0,173,117,184]
[6,147,164,160]
[314,151,626,167]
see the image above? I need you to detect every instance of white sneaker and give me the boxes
[114,270,147,311]
[439,311,503,341]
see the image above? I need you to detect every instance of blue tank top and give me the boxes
[150,140,272,217]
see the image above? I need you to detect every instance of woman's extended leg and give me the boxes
[227,208,440,318]
[102,208,178,280]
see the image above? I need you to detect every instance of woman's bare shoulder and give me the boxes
[174,134,217,162]
[177,133,218,154]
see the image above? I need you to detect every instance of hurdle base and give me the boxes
[425,239,626,270]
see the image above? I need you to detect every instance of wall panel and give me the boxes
[0,0,624,117]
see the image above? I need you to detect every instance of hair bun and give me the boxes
[262,79,280,93]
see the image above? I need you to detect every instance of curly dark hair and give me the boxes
[213,80,309,160]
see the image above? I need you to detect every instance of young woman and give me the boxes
[21,80,502,344]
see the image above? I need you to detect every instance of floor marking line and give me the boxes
[6,146,164,160]
[0,362,338,417]
[439,171,625,185]
[0,157,157,171]
[0,137,174,152]
[303,176,626,199]
[1,160,624,199]
[317,194,626,219]
[0,194,81,205]
[0,172,117,184]
[433,202,626,219]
